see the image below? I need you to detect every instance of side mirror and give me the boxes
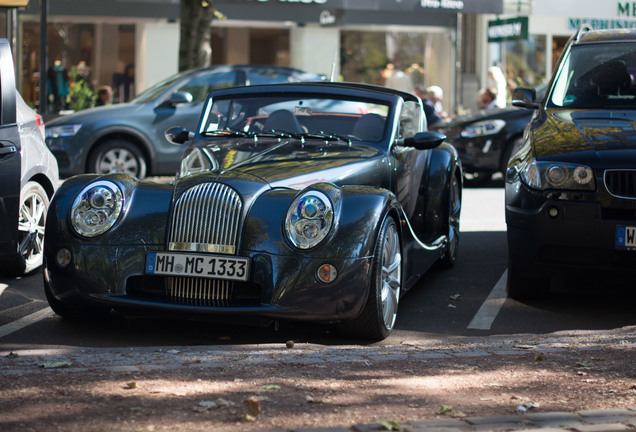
[512,87,540,109]
[165,126,194,145]
[397,131,446,150]
[166,91,193,107]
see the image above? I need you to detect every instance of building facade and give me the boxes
[3,0,504,114]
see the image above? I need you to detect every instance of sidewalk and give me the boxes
[1,327,635,431]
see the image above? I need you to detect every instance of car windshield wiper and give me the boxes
[298,132,352,144]
[202,129,253,138]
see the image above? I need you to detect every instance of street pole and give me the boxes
[38,0,47,114]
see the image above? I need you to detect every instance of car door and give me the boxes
[0,39,22,258]
[148,69,240,172]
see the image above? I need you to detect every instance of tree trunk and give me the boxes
[179,0,215,71]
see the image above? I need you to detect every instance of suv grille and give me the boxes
[604,170,636,199]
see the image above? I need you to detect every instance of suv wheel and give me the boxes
[89,140,147,178]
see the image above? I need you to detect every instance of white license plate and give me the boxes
[616,225,636,248]
[145,252,250,281]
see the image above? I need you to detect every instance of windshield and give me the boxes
[129,72,190,104]
[200,94,390,143]
[549,42,636,109]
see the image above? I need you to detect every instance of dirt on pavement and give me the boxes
[1,327,635,432]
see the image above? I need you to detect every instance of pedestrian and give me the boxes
[95,85,113,106]
[426,85,447,119]
[488,65,508,108]
[415,84,441,127]
[478,87,497,109]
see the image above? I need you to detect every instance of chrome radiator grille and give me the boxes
[605,170,636,198]
[167,182,242,304]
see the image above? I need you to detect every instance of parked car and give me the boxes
[42,82,462,340]
[45,65,326,179]
[0,39,59,276]
[506,26,636,299]
[434,83,546,183]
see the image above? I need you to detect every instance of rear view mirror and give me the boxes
[397,131,446,150]
[165,127,194,145]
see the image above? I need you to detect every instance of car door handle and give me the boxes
[0,145,17,155]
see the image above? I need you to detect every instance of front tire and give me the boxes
[0,181,49,276]
[338,216,402,340]
[88,140,147,178]
[438,173,461,269]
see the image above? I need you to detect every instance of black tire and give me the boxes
[438,173,461,269]
[338,216,402,340]
[0,181,49,276]
[88,139,147,178]
[506,262,551,300]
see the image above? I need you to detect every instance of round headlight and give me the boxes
[573,166,593,185]
[285,191,333,249]
[71,181,124,237]
[547,165,569,187]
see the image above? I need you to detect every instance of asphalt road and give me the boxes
[1,179,634,351]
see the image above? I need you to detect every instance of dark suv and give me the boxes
[505,27,636,298]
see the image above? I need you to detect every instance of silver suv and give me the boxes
[0,39,59,276]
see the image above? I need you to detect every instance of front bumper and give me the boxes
[505,182,636,279]
[44,244,372,323]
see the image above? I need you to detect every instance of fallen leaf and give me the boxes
[243,396,261,422]
[6,351,18,359]
[535,353,544,362]
[125,381,137,389]
[450,294,461,301]
[438,405,453,415]
[166,349,180,355]
[447,304,457,309]
[375,418,403,430]
[261,384,280,390]
[286,340,295,348]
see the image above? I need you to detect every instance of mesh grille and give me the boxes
[605,170,636,198]
[167,183,243,303]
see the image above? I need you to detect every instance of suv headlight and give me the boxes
[460,119,506,138]
[71,181,124,237]
[285,190,333,249]
[521,158,595,191]
[46,124,82,138]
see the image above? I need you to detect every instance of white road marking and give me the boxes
[468,269,508,330]
[0,307,53,339]
[0,283,6,297]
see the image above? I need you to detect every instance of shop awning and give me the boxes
[0,0,29,6]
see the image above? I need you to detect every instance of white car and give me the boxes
[0,39,59,276]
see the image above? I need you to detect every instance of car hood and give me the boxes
[182,138,384,190]
[46,103,144,125]
[532,109,636,168]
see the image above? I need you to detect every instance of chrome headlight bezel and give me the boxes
[520,158,595,191]
[70,181,124,237]
[285,190,334,250]
[460,119,506,138]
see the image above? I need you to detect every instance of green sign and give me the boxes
[488,16,529,43]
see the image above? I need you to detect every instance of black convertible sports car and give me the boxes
[43,82,462,340]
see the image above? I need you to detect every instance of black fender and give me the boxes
[241,182,400,260]
[422,142,462,241]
